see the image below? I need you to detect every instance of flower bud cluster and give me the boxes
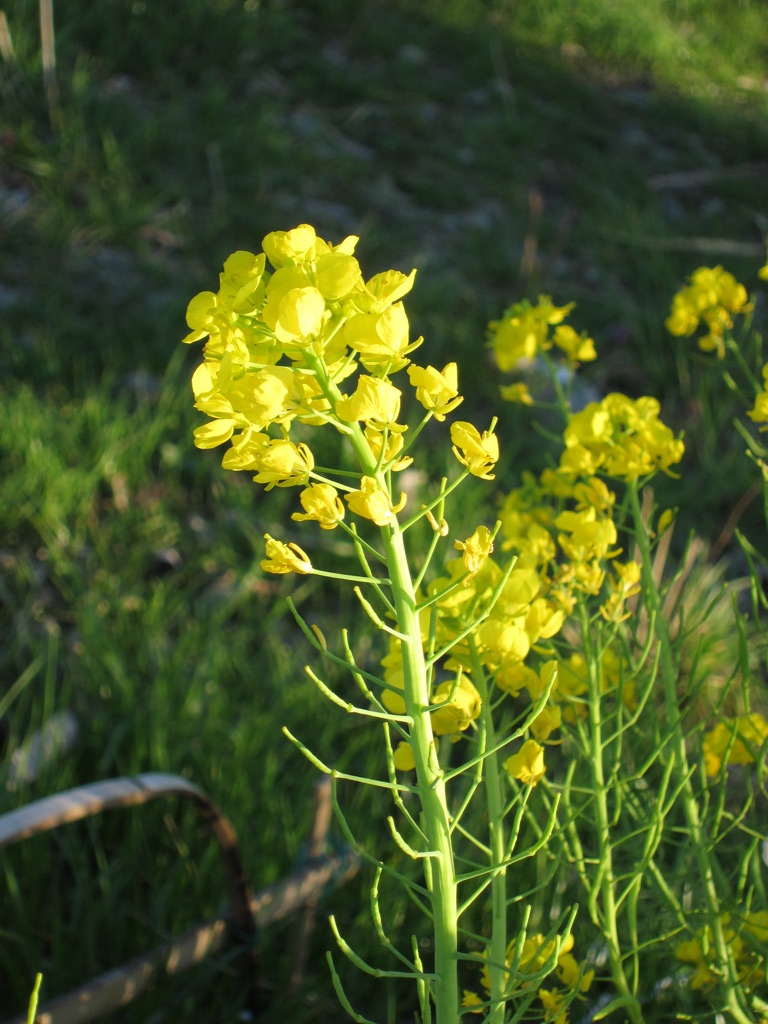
[182,224,502,575]
[666,265,751,358]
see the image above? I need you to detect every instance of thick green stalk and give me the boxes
[628,483,753,1024]
[381,520,459,1024]
[470,641,507,1024]
[579,603,645,1024]
[340,435,458,1020]
[309,350,460,1022]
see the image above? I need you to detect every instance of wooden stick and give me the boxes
[0,774,358,1024]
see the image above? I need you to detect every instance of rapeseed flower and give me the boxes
[430,676,482,737]
[346,476,407,526]
[450,421,500,480]
[504,739,546,785]
[561,394,684,480]
[530,702,562,742]
[488,296,574,371]
[454,525,494,579]
[552,324,596,363]
[335,374,402,427]
[291,483,345,530]
[364,425,413,471]
[183,250,268,346]
[666,265,750,358]
[341,303,420,372]
[499,381,534,405]
[538,987,568,1023]
[702,713,768,776]
[260,266,330,345]
[251,439,314,489]
[357,267,417,313]
[261,534,313,575]
[747,364,768,430]
[407,362,463,420]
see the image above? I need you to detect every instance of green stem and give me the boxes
[628,482,753,1024]
[308,351,459,1023]
[578,601,645,1024]
[381,519,459,1024]
[469,640,507,1024]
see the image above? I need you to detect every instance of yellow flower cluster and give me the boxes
[561,394,684,481]
[382,635,484,771]
[676,912,768,994]
[462,931,593,1022]
[182,225,492,573]
[487,296,596,372]
[702,713,768,777]
[666,265,751,358]
[747,363,768,431]
[493,400,665,743]
[382,546,563,771]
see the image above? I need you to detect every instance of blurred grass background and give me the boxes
[1,0,767,1020]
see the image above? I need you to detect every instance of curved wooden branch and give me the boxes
[0,774,358,1024]
[0,773,257,952]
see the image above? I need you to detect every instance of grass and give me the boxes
[1,0,767,1020]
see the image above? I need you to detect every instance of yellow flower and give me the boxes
[380,636,407,714]
[525,597,565,642]
[291,483,345,530]
[193,418,237,449]
[499,381,534,405]
[657,507,676,536]
[251,439,314,490]
[666,265,751,358]
[599,559,642,623]
[555,507,619,564]
[561,394,684,481]
[407,362,463,420]
[341,304,420,372]
[430,676,482,737]
[553,324,596,363]
[702,713,768,777]
[454,525,494,579]
[182,251,268,345]
[478,617,531,668]
[221,430,271,470]
[551,655,589,709]
[557,952,594,993]
[538,987,568,1024]
[313,250,362,300]
[746,364,768,430]
[675,933,719,991]
[261,269,328,345]
[393,741,415,771]
[262,223,320,268]
[364,425,413,471]
[530,702,562,742]
[335,375,402,427]
[495,663,539,698]
[461,990,483,1014]
[357,268,417,313]
[450,421,500,480]
[488,296,575,371]
[504,739,546,785]
[192,360,298,440]
[261,534,313,575]
[346,476,407,526]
